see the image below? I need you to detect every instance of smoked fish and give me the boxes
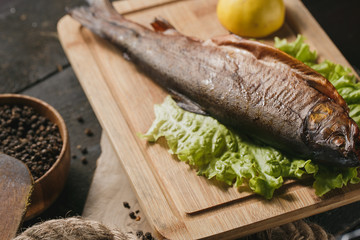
[69,0,360,167]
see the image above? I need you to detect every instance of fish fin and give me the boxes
[169,90,208,115]
[212,34,349,112]
[151,17,176,32]
[85,0,117,16]
[68,0,123,38]
[150,17,182,36]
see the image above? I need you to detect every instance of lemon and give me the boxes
[217,0,285,38]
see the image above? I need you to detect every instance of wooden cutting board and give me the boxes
[58,0,360,239]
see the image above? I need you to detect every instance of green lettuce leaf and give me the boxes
[143,96,315,199]
[143,35,360,199]
[274,35,317,65]
[312,166,360,197]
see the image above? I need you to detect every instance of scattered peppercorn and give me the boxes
[72,154,77,159]
[81,147,88,155]
[0,104,62,181]
[136,230,143,238]
[136,229,156,240]
[123,202,130,209]
[81,156,88,165]
[135,210,140,214]
[76,116,84,123]
[84,128,94,137]
[144,232,153,240]
[135,216,141,221]
[129,211,136,219]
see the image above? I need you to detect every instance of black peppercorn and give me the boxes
[0,104,62,180]
[136,230,143,238]
[123,202,130,209]
[129,212,136,219]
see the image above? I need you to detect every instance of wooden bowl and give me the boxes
[0,94,70,220]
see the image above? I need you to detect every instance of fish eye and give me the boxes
[331,135,345,149]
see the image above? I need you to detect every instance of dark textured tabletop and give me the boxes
[1,0,360,238]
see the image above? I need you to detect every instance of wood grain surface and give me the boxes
[58,0,360,239]
[0,0,85,93]
[0,154,33,240]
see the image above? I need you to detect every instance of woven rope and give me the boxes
[14,217,137,240]
[14,217,334,240]
[252,220,335,240]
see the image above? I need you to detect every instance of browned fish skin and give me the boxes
[69,0,360,167]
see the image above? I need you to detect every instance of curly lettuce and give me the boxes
[143,96,316,199]
[143,35,360,199]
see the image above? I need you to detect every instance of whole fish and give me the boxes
[69,0,360,167]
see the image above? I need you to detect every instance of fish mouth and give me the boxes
[309,124,360,167]
[340,151,360,167]
[332,119,360,167]
[313,148,360,167]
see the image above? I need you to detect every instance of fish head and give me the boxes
[304,101,360,167]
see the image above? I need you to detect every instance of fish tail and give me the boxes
[67,0,122,38]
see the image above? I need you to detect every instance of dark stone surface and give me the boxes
[0,0,85,93]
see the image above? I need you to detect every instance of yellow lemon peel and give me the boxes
[217,0,285,38]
